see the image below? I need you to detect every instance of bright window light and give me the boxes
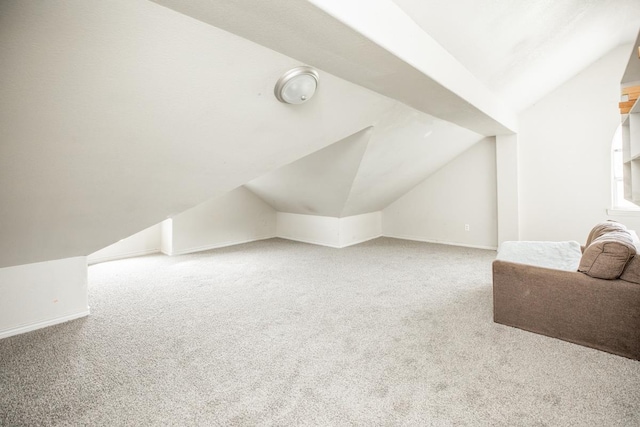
[611,124,640,211]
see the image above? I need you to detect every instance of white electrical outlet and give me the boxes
[464,224,470,231]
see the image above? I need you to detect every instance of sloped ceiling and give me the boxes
[342,103,485,216]
[0,0,396,268]
[622,31,640,84]
[392,0,640,111]
[246,103,484,217]
[150,0,517,136]
[246,128,373,217]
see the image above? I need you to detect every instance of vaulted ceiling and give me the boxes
[154,0,639,222]
[1,0,638,268]
[150,0,518,135]
[152,0,640,125]
[391,0,640,111]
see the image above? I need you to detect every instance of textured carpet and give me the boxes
[1,237,638,426]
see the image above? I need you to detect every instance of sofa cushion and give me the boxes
[579,228,636,279]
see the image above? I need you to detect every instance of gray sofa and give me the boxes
[493,222,640,361]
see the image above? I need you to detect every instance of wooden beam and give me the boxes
[620,100,636,114]
[622,85,640,95]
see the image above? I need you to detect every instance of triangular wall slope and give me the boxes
[245,128,373,217]
[246,103,484,217]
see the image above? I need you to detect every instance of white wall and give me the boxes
[0,257,89,339]
[88,223,162,264]
[339,212,382,247]
[382,137,498,249]
[276,212,381,248]
[277,213,340,247]
[518,44,638,242]
[496,134,520,244]
[168,187,276,256]
[161,219,173,256]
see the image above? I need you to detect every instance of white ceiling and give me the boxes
[151,0,517,135]
[622,30,640,84]
[151,0,640,126]
[246,103,484,217]
[391,0,640,111]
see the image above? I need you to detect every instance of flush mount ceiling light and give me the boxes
[274,66,319,104]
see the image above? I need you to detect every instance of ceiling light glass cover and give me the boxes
[274,66,319,104]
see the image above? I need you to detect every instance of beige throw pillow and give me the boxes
[584,221,628,247]
[579,228,636,279]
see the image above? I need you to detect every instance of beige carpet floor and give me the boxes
[0,237,638,426]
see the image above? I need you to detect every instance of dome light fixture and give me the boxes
[274,66,319,104]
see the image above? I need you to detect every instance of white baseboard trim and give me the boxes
[340,234,383,248]
[91,234,494,261]
[88,249,160,265]
[0,308,91,340]
[169,235,277,256]
[278,234,382,249]
[277,235,342,248]
[383,234,498,251]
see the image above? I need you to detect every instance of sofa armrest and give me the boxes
[493,260,640,360]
